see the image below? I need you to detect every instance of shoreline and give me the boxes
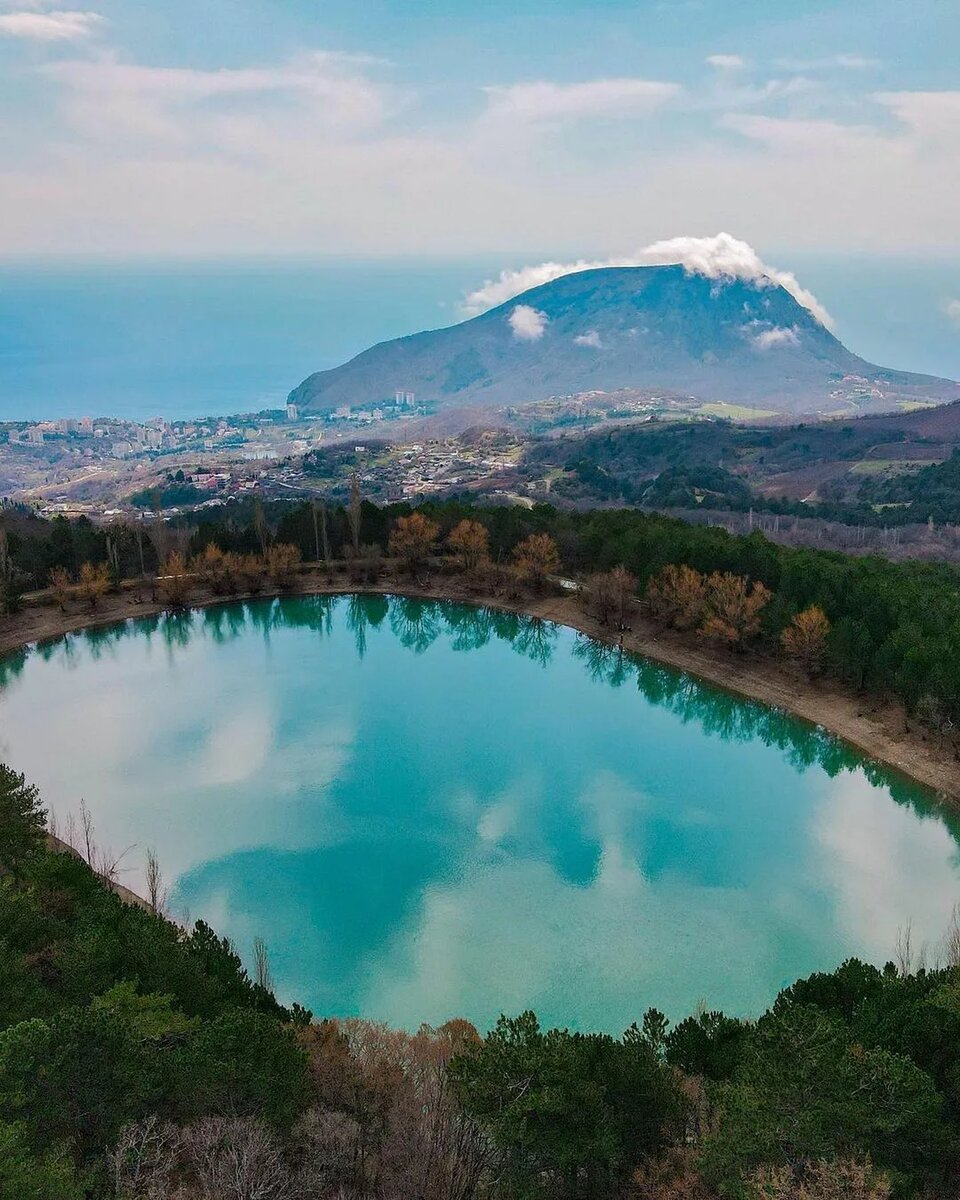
[2,568,958,805]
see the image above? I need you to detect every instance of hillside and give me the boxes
[519,402,960,523]
[289,265,959,419]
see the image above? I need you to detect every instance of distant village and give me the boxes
[0,390,461,517]
[0,383,761,520]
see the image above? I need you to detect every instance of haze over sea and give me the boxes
[2,255,959,423]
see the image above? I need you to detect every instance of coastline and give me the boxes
[2,567,958,805]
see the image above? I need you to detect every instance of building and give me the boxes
[286,402,299,421]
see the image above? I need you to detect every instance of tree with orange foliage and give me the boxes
[49,566,73,613]
[700,571,771,649]
[645,563,706,630]
[76,561,110,611]
[781,605,831,675]
[194,544,230,594]
[447,519,490,572]
[389,512,440,574]
[748,1156,891,1200]
[158,551,191,608]
[265,542,302,587]
[511,533,560,589]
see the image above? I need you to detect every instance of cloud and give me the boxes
[874,90,960,141]
[508,304,549,341]
[750,325,799,349]
[465,233,834,328]
[574,330,603,349]
[814,772,960,963]
[720,112,875,154]
[484,77,679,122]
[776,53,880,71]
[706,54,744,70]
[44,51,387,126]
[0,9,102,39]
[34,49,393,153]
[945,300,960,329]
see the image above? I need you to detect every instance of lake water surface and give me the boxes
[1,595,957,1031]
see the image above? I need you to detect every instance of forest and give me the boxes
[2,495,959,731]
[2,762,960,1198]
[523,420,960,526]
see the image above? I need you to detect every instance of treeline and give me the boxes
[4,497,960,727]
[196,497,960,727]
[0,509,160,601]
[4,765,960,1197]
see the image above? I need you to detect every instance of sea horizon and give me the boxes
[2,252,960,424]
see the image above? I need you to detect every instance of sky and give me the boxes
[0,0,958,358]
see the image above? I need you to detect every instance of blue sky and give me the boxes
[0,0,958,359]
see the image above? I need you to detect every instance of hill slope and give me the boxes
[289,265,959,418]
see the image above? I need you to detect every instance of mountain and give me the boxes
[288,265,959,418]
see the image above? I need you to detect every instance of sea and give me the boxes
[1,255,958,422]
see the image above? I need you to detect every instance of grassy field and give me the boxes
[849,458,931,477]
[695,401,780,421]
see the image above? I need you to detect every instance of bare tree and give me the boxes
[253,936,273,992]
[80,797,95,865]
[64,810,78,854]
[311,499,322,565]
[253,496,270,556]
[184,1116,291,1200]
[894,920,914,977]
[348,473,362,555]
[95,842,136,888]
[145,847,168,914]
[320,500,331,568]
[944,903,960,968]
[110,1117,181,1200]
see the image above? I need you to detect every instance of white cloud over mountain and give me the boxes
[508,305,549,341]
[464,233,835,329]
[750,325,800,349]
[574,330,603,349]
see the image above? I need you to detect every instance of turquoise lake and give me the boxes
[1,594,958,1031]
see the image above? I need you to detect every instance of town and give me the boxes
[0,386,719,519]
[0,390,450,517]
